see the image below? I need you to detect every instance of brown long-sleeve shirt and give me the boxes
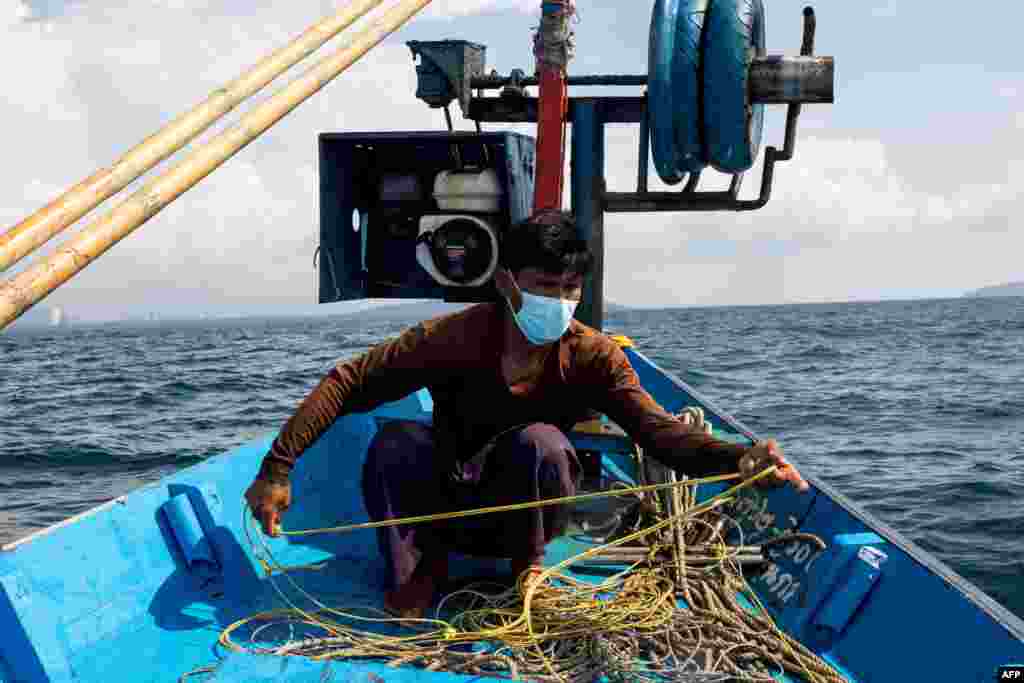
[258,302,750,482]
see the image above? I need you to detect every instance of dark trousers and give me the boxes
[361,420,580,590]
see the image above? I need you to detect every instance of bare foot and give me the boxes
[384,553,448,619]
[384,573,436,619]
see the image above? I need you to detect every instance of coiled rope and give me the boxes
[180,462,846,683]
[183,411,845,682]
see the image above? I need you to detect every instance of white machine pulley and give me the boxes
[416,214,500,288]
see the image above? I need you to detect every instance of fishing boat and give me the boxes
[2,1,1022,681]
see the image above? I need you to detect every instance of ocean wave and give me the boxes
[784,343,845,360]
[160,380,202,395]
[4,441,191,468]
[929,479,1021,502]
[933,397,1024,420]
[703,358,774,372]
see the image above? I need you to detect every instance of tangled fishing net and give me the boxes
[185,409,847,683]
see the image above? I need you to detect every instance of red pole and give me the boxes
[532,1,572,213]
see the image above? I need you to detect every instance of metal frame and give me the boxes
[405,7,830,330]
[608,7,819,213]
[464,7,824,215]
[470,55,833,105]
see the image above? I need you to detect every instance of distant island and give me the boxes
[332,299,633,323]
[3,299,637,335]
[330,301,468,322]
[964,282,1024,298]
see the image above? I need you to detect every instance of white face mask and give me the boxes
[504,274,579,345]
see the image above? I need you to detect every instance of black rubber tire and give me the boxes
[671,0,710,175]
[648,0,687,185]
[702,0,766,174]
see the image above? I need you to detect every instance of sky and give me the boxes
[1,0,1022,321]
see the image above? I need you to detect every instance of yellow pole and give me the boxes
[0,0,433,331]
[0,0,385,275]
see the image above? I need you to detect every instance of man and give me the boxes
[245,210,808,617]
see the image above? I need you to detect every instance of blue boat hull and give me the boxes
[2,345,1021,682]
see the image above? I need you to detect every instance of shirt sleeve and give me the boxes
[589,342,750,478]
[258,321,451,482]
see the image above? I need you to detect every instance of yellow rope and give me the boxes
[277,471,744,537]
[219,469,770,645]
[196,461,847,683]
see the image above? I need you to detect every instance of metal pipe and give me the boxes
[801,5,817,55]
[0,0,434,330]
[0,0,386,275]
[469,56,834,104]
[637,94,650,193]
[728,173,744,198]
[683,171,701,194]
[730,6,819,211]
[571,99,605,332]
[604,191,740,212]
[531,0,572,212]
[472,73,648,88]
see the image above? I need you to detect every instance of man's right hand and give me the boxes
[244,477,292,536]
[738,439,809,493]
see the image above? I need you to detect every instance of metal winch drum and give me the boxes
[649,0,768,182]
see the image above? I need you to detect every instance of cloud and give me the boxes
[424,0,537,18]
[0,1,436,317]
[592,113,1023,305]
[11,0,538,22]
[13,1,34,22]
[1,0,1021,319]
[13,0,42,22]
[12,0,88,23]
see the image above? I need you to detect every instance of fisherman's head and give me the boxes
[494,210,594,344]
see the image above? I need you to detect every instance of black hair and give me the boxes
[499,211,594,277]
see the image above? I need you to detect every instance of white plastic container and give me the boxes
[433,168,502,212]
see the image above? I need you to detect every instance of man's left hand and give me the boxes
[738,439,810,493]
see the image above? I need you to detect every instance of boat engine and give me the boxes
[415,168,502,289]
[315,131,535,304]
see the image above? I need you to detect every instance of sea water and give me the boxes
[2,296,1022,618]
